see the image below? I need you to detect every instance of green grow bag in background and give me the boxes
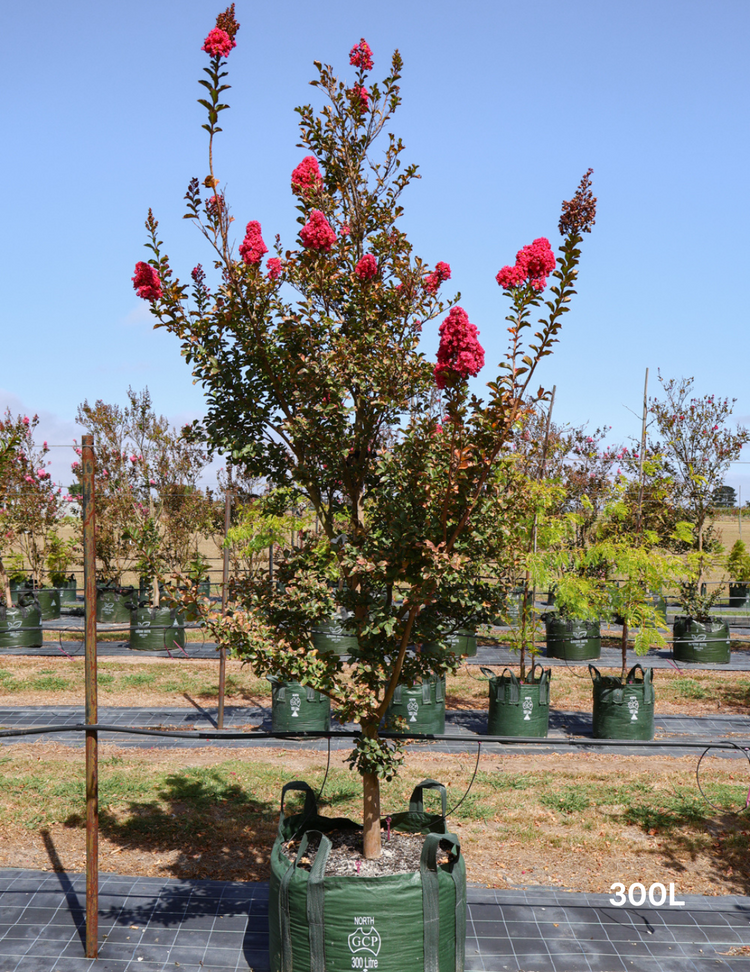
[35,588,61,621]
[423,628,477,658]
[482,664,551,738]
[0,601,43,649]
[545,617,601,661]
[269,779,466,972]
[385,675,446,734]
[129,606,185,652]
[268,677,331,732]
[57,575,78,604]
[590,664,655,740]
[96,587,136,624]
[312,618,359,656]
[729,584,750,608]
[503,587,533,623]
[672,616,730,664]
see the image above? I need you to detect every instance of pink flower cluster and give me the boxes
[202,27,235,58]
[300,210,337,252]
[434,306,485,389]
[291,156,323,196]
[355,254,378,280]
[348,84,369,112]
[495,238,556,292]
[349,39,373,71]
[267,257,283,281]
[424,261,451,295]
[239,221,268,265]
[132,262,163,302]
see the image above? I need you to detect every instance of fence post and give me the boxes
[81,434,98,958]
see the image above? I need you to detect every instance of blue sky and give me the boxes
[2,0,749,493]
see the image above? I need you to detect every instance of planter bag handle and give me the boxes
[422,680,432,704]
[435,676,444,703]
[306,685,318,703]
[530,664,551,706]
[588,664,602,684]
[420,832,465,972]
[479,666,495,680]
[409,779,447,819]
[627,664,654,703]
[392,683,403,705]
[278,780,318,839]
[278,829,331,972]
[498,668,520,704]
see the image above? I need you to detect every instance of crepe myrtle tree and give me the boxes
[4,412,65,591]
[134,7,596,859]
[650,375,750,564]
[0,415,24,604]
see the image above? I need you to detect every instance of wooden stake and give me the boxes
[82,435,98,959]
[218,463,232,729]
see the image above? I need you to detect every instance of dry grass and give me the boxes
[1,744,748,897]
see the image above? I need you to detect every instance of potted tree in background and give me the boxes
[727,539,750,608]
[8,413,65,620]
[0,414,43,648]
[135,9,596,968]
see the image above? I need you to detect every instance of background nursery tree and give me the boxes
[136,11,596,859]
[650,375,750,563]
[5,412,65,593]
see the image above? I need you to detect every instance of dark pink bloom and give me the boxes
[355,254,378,280]
[300,210,337,252]
[517,238,556,290]
[267,257,283,280]
[206,194,224,218]
[348,84,369,112]
[291,156,323,196]
[341,223,351,236]
[495,263,526,289]
[434,306,485,389]
[496,237,556,291]
[424,261,452,295]
[349,38,374,70]
[132,261,163,302]
[239,221,268,265]
[202,27,235,57]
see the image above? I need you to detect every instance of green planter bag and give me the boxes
[129,606,185,652]
[0,601,43,649]
[96,586,136,624]
[35,588,61,621]
[482,665,551,738]
[545,617,601,661]
[57,575,78,604]
[729,584,750,608]
[269,779,466,972]
[590,664,655,740]
[268,677,331,732]
[502,587,533,623]
[312,618,359,656]
[672,617,730,664]
[423,628,477,658]
[385,675,446,734]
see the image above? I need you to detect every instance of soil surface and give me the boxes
[283,830,453,876]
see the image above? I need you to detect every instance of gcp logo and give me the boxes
[348,918,381,957]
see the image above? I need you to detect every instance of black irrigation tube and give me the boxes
[1,722,749,750]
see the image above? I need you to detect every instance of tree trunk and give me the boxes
[362,770,382,860]
[0,557,10,606]
[621,620,628,682]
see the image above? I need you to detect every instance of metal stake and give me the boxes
[82,434,98,958]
